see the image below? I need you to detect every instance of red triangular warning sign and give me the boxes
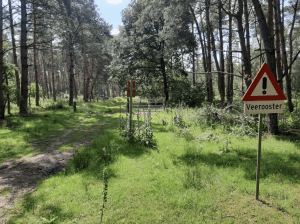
[242,63,286,101]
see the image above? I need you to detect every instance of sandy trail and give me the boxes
[0,129,76,222]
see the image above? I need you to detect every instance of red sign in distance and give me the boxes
[127,81,130,97]
[242,63,286,102]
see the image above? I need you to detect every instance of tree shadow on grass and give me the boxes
[177,147,300,183]
[273,130,300,149]
[7,191,75,224]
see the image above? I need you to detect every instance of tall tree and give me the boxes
[0,0,4,119]
[8,0,21,107]
[226,0,234,104]
[252,0,278,134]
[20,0,29,116]
[218,0,225,105]
[33,0,39,106]
[51,39,56,102]
[205,0,213,102]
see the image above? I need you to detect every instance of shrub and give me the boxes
[290,110,300,129]
[169,77,206,107]
[119,109,156,147]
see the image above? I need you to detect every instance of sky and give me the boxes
[94,0,131,36]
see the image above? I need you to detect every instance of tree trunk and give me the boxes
[0,0,4,119]
[106,83,110,98]
[189,3,207,75]
[86,52,94,101]
[8,0,20,107]
[33,1,39,106]
[274,0,283,90]
[42,56,49,99]
[51,40,56,102]
[192,22,195,85]
[286,0,297,112]
[81,31,89,102]
[206,0,213,102]
[20,0,28,116]
[48,65,52,96]
[62,0,74,106]
[56,73,61,96]
[68,40,74,106]
[236,0,251,88]
[276,0,294,112]
[5,75,10,114]
[208,19,223,104]
[73,70,77,99]
[218,0,225,106]
[252,0,278,134]
[226,0,233,104]
[244,0,252,88]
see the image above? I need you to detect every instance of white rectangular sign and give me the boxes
[244,100,284,114]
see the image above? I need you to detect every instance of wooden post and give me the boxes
[256,113,263,200]
[127,97,129,113]
[73,101,76,112]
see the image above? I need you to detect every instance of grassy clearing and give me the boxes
[0,97,126,165]
[3,98,300,223]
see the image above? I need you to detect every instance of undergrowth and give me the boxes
[3,98,300,224]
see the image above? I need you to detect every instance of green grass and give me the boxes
[0,96,126,165]
[3,98,300,223]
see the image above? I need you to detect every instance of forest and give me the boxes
[0,0,299,133]
[1,0,300,223]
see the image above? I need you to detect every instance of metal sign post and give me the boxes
[256,113,263,200]
[241,63,286,200]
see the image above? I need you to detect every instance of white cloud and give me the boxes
[110,28,120,36]
[105,0,123,5]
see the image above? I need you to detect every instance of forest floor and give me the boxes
[1,97,300,223]
[0,98,114,223]
[0,121,105,222]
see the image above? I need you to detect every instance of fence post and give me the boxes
[73,102,76,112]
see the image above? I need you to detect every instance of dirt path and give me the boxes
[0,117,108,223]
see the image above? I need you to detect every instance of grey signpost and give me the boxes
[241,63,286,200]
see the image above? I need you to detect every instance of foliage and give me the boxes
[110,0,196,100]
[169,77,206,107]
[290,110,300,129]
[3,99,300,223]
[29,83,43,98]
[44,100,64,110]
[194,103,258,137]
[119,109,156,147]
[2,57,19,104]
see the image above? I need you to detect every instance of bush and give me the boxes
[45,101,64,110]
[169,77,206,107]
[290,110,300,129]
[29,82,43,98]
[119,110,156,147]
[195,103,258,137]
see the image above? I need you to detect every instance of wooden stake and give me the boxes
[256,113,263,200]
